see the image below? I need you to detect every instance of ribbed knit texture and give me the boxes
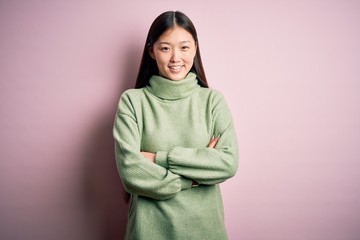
[113,72,238,240]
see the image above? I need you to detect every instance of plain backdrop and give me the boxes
[1,0,360,239]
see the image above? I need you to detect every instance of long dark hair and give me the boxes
[135,11,208,88]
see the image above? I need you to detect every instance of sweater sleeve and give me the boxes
[155,91,239,185]
[113,92,192,200]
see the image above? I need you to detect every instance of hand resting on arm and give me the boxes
[141,136,220,162]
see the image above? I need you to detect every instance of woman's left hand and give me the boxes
[141,151,156,163]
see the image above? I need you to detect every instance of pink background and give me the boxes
[1,0,360,239]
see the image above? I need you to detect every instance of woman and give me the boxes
[113,11,238,240]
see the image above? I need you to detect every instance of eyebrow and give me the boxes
[158,41,192,45]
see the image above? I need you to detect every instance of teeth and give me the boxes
[169,66,182,70]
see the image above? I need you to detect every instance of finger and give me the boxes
[212,135,220,148]
[212,137,219,147]
[207,136,217,148]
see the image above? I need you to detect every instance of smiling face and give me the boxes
[149,26,197,81]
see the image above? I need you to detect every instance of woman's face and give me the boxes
[150,26,197,81]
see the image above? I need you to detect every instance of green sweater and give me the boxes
[113,72,238,240]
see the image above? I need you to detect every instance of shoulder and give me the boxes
[198,88,232,117]
[197,87,226,103]
[118,88,147,105]
[120,88,145,99]
[117,88,146,114]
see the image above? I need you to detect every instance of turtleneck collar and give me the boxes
[146,72,200,100]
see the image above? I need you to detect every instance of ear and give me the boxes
[148,44,155,59]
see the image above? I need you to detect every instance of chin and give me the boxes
[166,72,188,81]
[170,76,185,81]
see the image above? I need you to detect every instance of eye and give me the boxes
[160,47,170,51]
[182,46,190,50]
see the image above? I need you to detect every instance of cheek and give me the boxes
[155,54,169,65]
[186,54,196,64]
[188,50,197,62]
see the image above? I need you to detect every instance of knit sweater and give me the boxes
[113,72,238,240]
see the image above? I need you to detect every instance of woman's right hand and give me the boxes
[207,136,220,148]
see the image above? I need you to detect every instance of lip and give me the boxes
[168,65,184,72]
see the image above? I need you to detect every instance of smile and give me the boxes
[169,65,183,71]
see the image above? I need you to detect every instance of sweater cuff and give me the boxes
[180,177,192,190]
[156,151,169,168]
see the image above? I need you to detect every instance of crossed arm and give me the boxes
[141,136,220,163]
[141,136,220,187]
[114,92,238,200]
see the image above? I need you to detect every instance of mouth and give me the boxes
[168,65,183,72]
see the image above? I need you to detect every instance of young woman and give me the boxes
[113,11,238,240]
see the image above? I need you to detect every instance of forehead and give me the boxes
[156,26,194,43]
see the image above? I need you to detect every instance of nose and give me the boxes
[170,49,180,62]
